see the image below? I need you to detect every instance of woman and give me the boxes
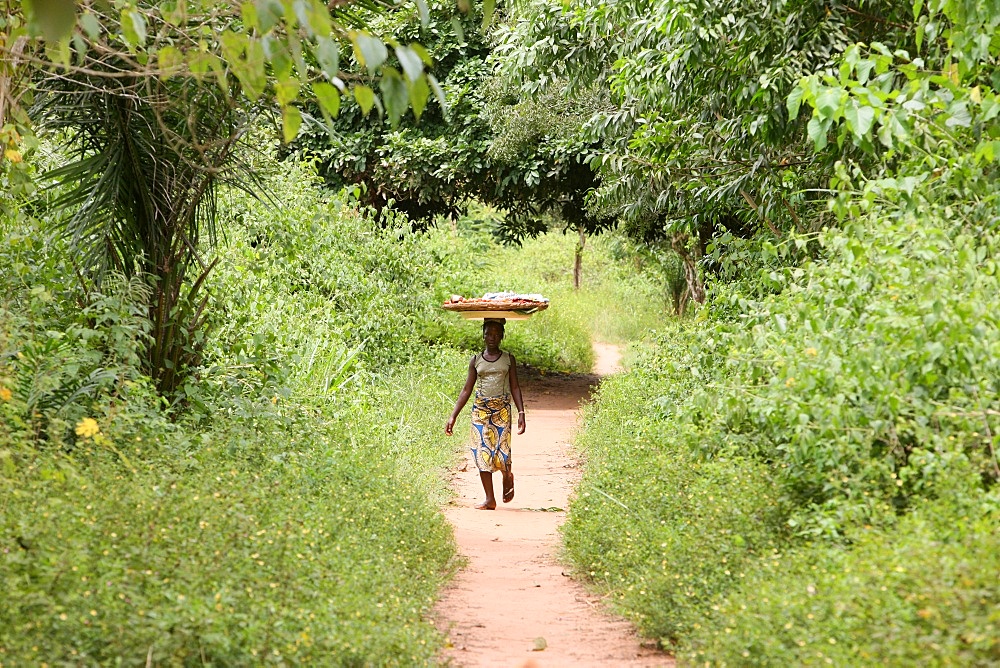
[445,318,525,509]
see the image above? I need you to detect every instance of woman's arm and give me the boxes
[445,356,478,435]
[509,354,526,434]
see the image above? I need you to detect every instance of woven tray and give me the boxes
[442,300,549,313]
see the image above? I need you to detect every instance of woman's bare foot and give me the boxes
[475,499,497,510]
[502,471,514,503]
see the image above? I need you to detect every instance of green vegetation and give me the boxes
[0,147,662,661]
[566,215,1000,661]
[0,158,466,663]
[5,0,1000,664]
[557,0,1000,661]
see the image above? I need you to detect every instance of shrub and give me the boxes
[683,499,1000,666]
[0,396,458,664]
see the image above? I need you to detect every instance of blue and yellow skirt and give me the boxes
[470,392,512,473]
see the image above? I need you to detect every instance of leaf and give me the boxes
[354,84,375,115]
[845,102,875,138]
[316,36,340,77]
[974,140,1000,164]
[263,36,292,78]
[854,105,875,136]
[450,16,465,45]
[945,101,971,128]
[25,0,76,43]
[240,2,259,30]
[380,67,409,127]
[786,86,803,120]
[79,11,101,40]
[282,105,302,143]
[427,74,448,116]
[230,37,267,102]
[482,0,496,31]
[415,0,430,27]
[275,76,300,106]
[856,59,875,85]
[408,75,430,121]
[255,0,283,32]
[395,45,423,82]
[353,32,388,73]
[313,81,341,118]
[121,9,147,49]
[807,117,828,150]
[157,46,184,77]
[815,88,842,119]
[409,43,432,66]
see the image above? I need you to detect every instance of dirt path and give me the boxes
[434,344,673,667]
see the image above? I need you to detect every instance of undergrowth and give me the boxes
[565,209,1000,664]
[0,153,664,662]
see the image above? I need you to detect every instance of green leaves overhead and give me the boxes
[493,0,916,272]
[354,31,389,73]
[313,81,341,118]
[16,0,448,141]
[354,84,376,115]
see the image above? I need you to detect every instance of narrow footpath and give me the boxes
[434,344,673,667]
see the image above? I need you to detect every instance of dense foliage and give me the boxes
[2,0,447,398]
[291,0,614,265]
[0,141,664,660]
[563,0,1000,663]
[4,0,999,662]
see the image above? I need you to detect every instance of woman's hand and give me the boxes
[517,412,526,435]
[445,415,456,435]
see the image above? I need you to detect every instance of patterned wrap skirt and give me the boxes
[470,392,512,473]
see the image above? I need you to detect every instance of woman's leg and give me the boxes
[476,471,496,510]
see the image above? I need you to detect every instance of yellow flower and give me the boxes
[75,417,101,439]
[804,347,817,356]
[4,148,22,163]
[785,377,796,388]
[0,386,11,402]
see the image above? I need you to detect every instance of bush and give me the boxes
[564,205,1000,659]
[683,499,1000,666]
[0,159,470,664]
[0,393,458,664]
[563,338,787,645]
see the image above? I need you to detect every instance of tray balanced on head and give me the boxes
[442,292,550,320]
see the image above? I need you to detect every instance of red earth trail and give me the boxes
[433,343,674,667]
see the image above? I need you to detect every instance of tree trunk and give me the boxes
[573,226,586,290]
[671,232,704,306]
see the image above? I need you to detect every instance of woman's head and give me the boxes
[482,319,505,342]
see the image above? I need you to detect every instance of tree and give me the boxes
[292,0,614,287]
[493,0,916,302]
[2,0,444,396]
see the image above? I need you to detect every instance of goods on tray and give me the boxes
[442,292,549,315]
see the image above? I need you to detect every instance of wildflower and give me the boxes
[785,377,796,387]
[804,347,817,356]
[75,418,101,438]
[0,386,11,402]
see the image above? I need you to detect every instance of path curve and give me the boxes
[434,343,673,667]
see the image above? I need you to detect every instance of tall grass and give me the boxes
[436,227,668,373]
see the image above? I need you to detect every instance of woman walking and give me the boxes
[445,318,525,509]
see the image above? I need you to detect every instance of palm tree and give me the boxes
[33,63,257,396]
